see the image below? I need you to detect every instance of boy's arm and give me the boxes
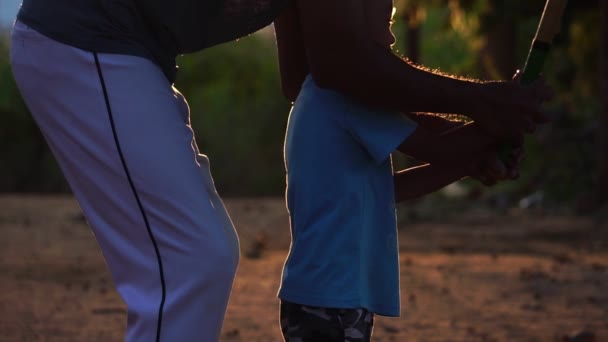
[397,121,499,166]
[394,118,521,202]
[405,113,465,134]
[394,152,513,202]
[394,163,468,203]
[274,4,308,102]
[289,0,552,141]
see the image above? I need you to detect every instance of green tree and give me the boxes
[0,37,67,192]
[175,32,291,196]
[599,0,608,204]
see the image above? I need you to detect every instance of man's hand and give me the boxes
[471,75,554,143]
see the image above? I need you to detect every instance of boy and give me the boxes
[278,77,512,342]
[274,1,534,341]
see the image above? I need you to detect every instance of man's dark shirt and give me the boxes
[17,0,289,83]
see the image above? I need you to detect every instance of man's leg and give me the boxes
[10,21,239,341]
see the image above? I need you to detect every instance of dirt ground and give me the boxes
[0,195,607,342]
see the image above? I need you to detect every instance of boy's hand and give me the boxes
[470,145,523,186]
[471,156,506,186]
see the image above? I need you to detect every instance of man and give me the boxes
[10,0,289,341]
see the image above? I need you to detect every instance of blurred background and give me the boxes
[0,0,606,215]
[0,1,607,341]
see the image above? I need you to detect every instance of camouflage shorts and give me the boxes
[280,300,374,342]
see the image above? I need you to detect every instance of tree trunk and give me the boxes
[402,5,421,64]
[478,2,518,80]
[599,0,608,204]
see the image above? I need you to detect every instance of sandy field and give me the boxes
[0,195,606,342]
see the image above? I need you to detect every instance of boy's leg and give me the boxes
[280,300,374,342]
[10,21,239,342]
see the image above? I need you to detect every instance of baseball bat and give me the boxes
[497,0,568,165]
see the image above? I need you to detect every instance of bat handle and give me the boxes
[521,40,551,86]
[496,40,551,166]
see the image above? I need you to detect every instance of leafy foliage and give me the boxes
[0,37,67,192]
[175,32,291,195]
[0,1,603,205]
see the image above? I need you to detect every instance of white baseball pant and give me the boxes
[10,20,240,342]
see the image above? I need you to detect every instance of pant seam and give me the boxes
[93,52,167,342]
